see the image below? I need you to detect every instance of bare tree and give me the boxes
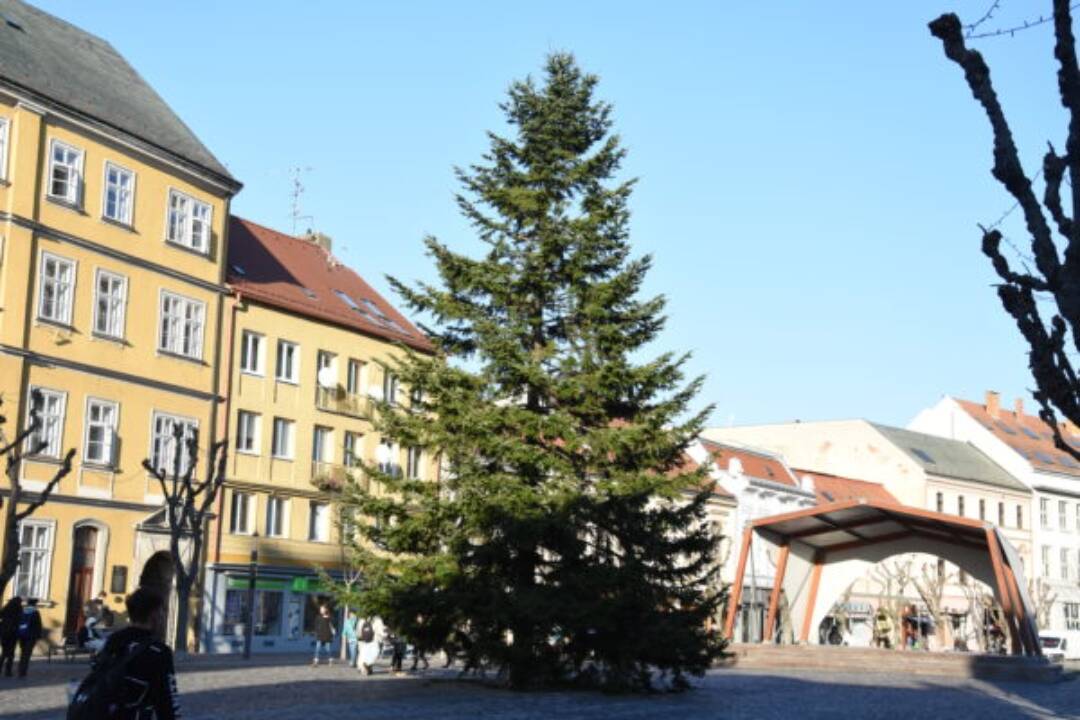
[930,3,1080,454]
[141,427,226,652]
[912,562,954,649]
[0,390,74,598]
[1028,576,1058,629]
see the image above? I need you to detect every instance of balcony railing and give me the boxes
[315,386,370,418]
[311,461,348,492]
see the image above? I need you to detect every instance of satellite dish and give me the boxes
[317,366,336,388]
[375,443,391,465]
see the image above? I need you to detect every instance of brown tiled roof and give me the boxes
[956,398,1080,478]
[699,438,798,487]
[227,218,433,353]
[671,451,735,499]
[793,469,898,505]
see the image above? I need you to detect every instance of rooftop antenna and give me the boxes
[289,166,314,235]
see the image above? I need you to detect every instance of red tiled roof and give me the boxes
[956,398,1080,478]
[671,451,736,499]
[227,217,433,353]
[699,438,798,487]
[793,469,898,505]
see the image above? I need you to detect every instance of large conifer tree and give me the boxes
[337,53,724,691]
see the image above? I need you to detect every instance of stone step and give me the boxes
[723,644,1064,683]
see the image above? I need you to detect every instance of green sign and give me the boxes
[290,577,327,593]
[226,576,289,591]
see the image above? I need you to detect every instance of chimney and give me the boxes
[1014,397,1025,418]
[306,230,333,253]
[986,390,1001,419]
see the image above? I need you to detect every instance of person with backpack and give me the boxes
[357,616,379,676]
[311,603,336,666]
[67,588,180,720]
[16,597,42,678]
[0,596,21,677]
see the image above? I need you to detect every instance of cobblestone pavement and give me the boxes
[2,654,1079,719]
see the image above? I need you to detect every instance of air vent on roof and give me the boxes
[303,289,317,299]
[2,13,23,30]
[911,448,935,464]
[230,264,246,276]
[995,420,1018,435]
[1034,451,1056,464]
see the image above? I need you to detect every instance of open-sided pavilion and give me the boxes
[723,499,1042,656]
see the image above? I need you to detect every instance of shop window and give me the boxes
[222,589,284,637]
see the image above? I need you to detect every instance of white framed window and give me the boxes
[383,370,399,405]
[47,138,83,205]
[230,491,254,534]
[149,412,198,477]
[957,496,965,517]
[1076,503,1080,533]
[236,410,260,454]
[27,387,66,458]
[1065,602,1080,631]
[15,520,54,600]
[1063,548,1071,581]
[308,500,329,542]
[0,116,9,181]
[271,417,294,459]
[276,340,298,383]
[159,291,205,360]
[378,439,400,476]
[1042,545,1052,578]
[92,269,127,339]
[346,359,365,395]
[83,398,118,466]
[102,161,135,225]
[240,331,264,375]
[267,496,288,538]
[166,189,212,253]
[1040,498,1049,529]
[406,446,423,480]
[38,252,76,325]
[344,431,362,468]
[1061,501,1069,532]
[312,425,332,463]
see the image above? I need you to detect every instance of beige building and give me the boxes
[202,218,435,654]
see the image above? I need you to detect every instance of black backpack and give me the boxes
[360,621,375,643]
[67,640,152,720]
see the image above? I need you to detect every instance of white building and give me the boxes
[911,392,1080,635]
[689,438,816,642]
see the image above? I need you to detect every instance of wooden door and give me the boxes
[64,526,98,636]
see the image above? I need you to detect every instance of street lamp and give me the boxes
[243,532,259,660]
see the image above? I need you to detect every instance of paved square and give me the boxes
[1,655,1078,719]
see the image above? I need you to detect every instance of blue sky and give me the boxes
[35,1,1068,427]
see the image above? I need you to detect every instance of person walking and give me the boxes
[357,616,379,676]
[0,597,21,678]
[312,604,336,666]
[388,629,405,675]
[67,587,181,720]
[16,598,42,678]
[342,611,358,668]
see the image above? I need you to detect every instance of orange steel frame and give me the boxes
[725,500,1041,656]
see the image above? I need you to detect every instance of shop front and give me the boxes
[203,566,341,654]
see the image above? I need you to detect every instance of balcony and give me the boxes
[311,461,348,492]
[315,386,370,418]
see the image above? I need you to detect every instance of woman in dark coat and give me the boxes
[0,597,22,677]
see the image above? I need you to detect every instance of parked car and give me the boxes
[1039,631,1080,661]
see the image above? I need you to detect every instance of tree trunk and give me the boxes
[174,577,193,652]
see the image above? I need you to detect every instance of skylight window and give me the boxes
[1034,451,1057,465]
[230,264,246,276]
[303,288,317,299]
[1058,454,1079,468]
[1021,427,1040,440]
[995,420,1018,435]
[362,298,389,320]
[335,290,369,315]
[822,491,835,502]
[911,448,936,464]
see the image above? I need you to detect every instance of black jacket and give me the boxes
[314,615,335,643]
[0,602,20,641]
[96,626,181,720]
[18,607,42,643]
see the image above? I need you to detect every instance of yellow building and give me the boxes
[203,218,434,654]
[0,0,241,650]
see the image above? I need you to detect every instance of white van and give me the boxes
[1039,631,1080,661]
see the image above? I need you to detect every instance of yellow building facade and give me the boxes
[0,0,240,651]
[202,218,435,654]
